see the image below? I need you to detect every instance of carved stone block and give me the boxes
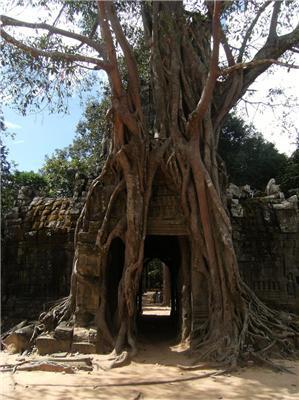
[77,253,99,277]
[71,342,96,354]
[36,334,71,355]
[54,323,73,341]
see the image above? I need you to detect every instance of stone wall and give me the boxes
[2,184,299,329]
[231,198,299,313]
[1,191,84,328]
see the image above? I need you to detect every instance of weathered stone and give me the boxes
[273,200,296,210]
[52,200,62,210]
[76,281,99,314]
[44,199,54,206]
[29,197,41,206]
[69,208,81,215]
[24,231,37,238]
[54,322,73,340]
[265,178,284,199]
[240,185,253,198]
[36,334,71,355]
[2,332,30,354]
[2,180,299,334]
[287,195,298,204]
[32,222,40,230]
[77,253,100,277]
[71,342,96,354]
[73,327,91,342]
[5,208,20,219]
[230,199,244,218]
[89,328,97,344]
[275,208,298,233]
[47,221,58,228]
[226,183,241,199]
[78,231,96,243]
[2,323,35,353]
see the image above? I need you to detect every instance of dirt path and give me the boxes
[1,307,298,400]
[1,340,298,400]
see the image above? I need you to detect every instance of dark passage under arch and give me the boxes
[137,235,185,343]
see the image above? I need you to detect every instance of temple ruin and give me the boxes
[2,175,299,354]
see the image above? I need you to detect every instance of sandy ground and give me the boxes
[1,348,298,400]
[1,306,298,400]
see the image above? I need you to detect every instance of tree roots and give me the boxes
[191,282,299,370]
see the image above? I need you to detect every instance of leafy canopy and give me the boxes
[40,97,110,196]
[219,114,288,190]
[1,0,298,118]
[41,99,290,195]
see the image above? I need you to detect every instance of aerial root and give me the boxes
[38,296,73,329]
[249,352,295,374]
[24,296,74,346]
[105,351,131,369]
[190,285,299,372]
[177,361,227,371]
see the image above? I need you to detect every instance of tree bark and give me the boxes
[34,0,299,365]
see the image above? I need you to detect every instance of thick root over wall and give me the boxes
[25,283,299,371]
[19,155,299,370]
[191,281,299,368]
[2,0,299,372]
[34,287,299,371]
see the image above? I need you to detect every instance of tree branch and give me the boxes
[0,15,104,54]
[141,1,152,46]
[48,3,66,36]
[221,58,299,76]
[107,2,142,115]
[75,19,99,52]
[97,1,122,97]
[268,0,282,42]
[241,22,299,91]
[220,27,235,66]
[237,1,271,62]
[97,1,140,141]
[187,1,222,133]
[0,28,111,71]
[151,1,168,138]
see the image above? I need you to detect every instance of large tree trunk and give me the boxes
[38,1,298,366]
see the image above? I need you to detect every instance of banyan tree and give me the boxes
[1,0,299,366]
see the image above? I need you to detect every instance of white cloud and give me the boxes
[236,66,299,156]
[5,121,22,130]
[13,139,25,145]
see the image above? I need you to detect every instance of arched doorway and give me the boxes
[140,258,171,310]
[137,235,190,343]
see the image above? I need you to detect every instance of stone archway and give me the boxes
[136,235,191,343]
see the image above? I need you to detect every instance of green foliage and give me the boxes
[147,259,163,289]
[1,143,15,215]
[219,114,288,190]
[41,149,79,197]
[1,0,102,115]
[41,104,293,197]
[1,161,48,214]
[41,98,110,196]
[279,146,299,193]
[1,110,15,214]
[73,97,110,168]
[12,170,48,192]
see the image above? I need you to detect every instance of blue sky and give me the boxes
[1,2,297,173]
[2,88,296,173]
[2,96,86,172]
